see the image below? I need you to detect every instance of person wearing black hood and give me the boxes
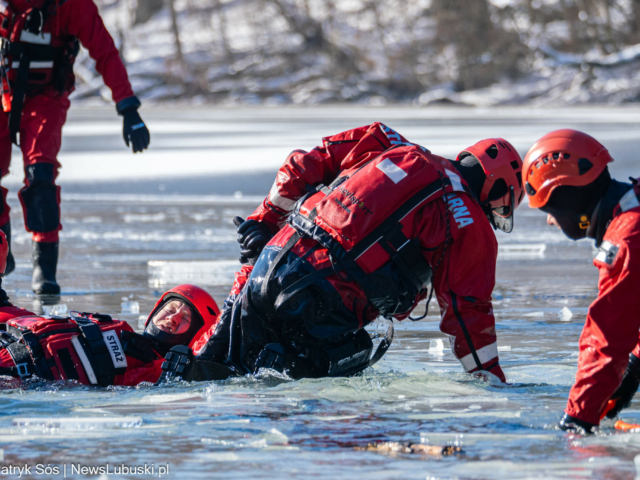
[0,283,221,386]
[523,129,640,434]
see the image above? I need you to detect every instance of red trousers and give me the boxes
[0,92,69,242]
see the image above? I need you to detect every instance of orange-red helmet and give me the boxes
[456,138,524,232]
[144,284,220,350]
[523,129,614,209]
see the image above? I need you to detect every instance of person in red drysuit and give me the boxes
[0,284,221,386]
[162,122,525,382]
[0,0,150,295]
[523,129,640,433]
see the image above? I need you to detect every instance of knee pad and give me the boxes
[18,164,60,233]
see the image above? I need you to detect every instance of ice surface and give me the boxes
[498,243,547,257]
[428,339,445,355]
[148,260,240,287]
[42,304,68,316]
[12,416,143,430]
[558,307,574,321]
[120,301,140,315]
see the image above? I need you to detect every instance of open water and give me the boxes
[0,106,639,479]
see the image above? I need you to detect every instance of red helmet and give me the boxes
[523,129,613,209]
[455,138,524,232]
[0,230,7,276]
[145,284,220,349]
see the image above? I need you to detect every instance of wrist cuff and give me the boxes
[116,96,141,115]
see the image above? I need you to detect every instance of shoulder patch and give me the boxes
[594,240,619,265]
[619,189,640,213]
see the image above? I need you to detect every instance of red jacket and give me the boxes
[217,123,504,380]
[566,182,640,424]
[8,0,134,102]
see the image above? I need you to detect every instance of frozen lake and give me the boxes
[1,106,640,479]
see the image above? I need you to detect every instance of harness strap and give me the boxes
[369,323,394,367]
[260,231,301,322]
[6,341,35,378]
[76,323,118,387]
[8,47,29,145]
[21,330,54,380]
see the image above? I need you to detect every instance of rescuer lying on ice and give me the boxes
[0,232,223,385]
[0,0,151,295]
[522,129,640,434]
[159,122,525,382]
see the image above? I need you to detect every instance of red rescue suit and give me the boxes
[202,123,504,380]
[0,310,166,386]
[0,0,135,241]
[565,181,640,425]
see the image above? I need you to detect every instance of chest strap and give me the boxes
[75,322,126,387]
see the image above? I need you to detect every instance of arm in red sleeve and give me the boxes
[61,0,134,103]
[248,123,392,232]
[566,224,640,425]
[419,194,504,381]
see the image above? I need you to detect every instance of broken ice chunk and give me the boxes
[42,304,68,316]
[558,307,573,321]
[498,346,511,352]
[429,339,444,354]
[121,301,140,315]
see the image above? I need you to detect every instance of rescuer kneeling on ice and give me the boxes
[0,0,150,295]
[523,130,640,434]
[0,230,222,386]
[159,122,525,382]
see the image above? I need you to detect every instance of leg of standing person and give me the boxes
[17,93,70,294]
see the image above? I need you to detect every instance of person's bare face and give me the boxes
[547,213,560,229]
[151,300,192,334]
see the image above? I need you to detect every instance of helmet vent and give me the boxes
[516,171,522,188]
[487,178,508,201]
[525,182,537,196]
[563,153,571,159]
[552,153,560,160]
[510,160,519,170]
[207,306,216,316]
[485,145,499,159]
[578,158,593,175]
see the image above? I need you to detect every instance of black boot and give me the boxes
[0,222,15,275]
[32,241,60,295]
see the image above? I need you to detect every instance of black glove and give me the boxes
[122,108,150,153]
[233,216,273,265]
[606,353,640,419]
[558,413,597,434]
[156,345,235,384]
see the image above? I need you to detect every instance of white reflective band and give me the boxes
[445,169,465,192]
[595,251,608,263]
[619,189,640,213]
[377,158,407,184]
[19,31,51,45]
[70,336,98,385]
[268,181,297,212]
[11,61,54,69]
[102,330,127,369]
[458,342,498,372]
